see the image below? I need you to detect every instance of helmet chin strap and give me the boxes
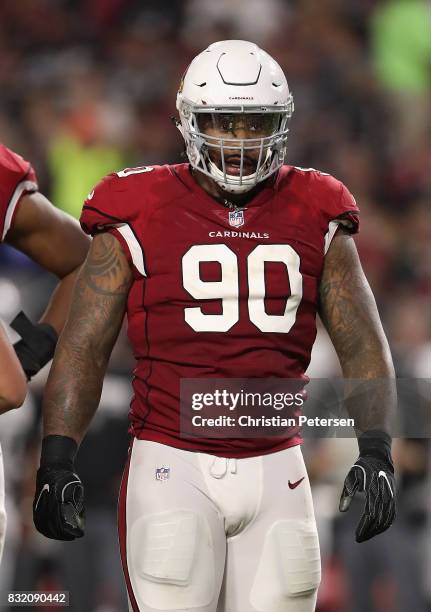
[219,183,254,195]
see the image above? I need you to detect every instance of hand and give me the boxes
[33,435,85,540]
[33,465,85,540]
[339,430,395,543]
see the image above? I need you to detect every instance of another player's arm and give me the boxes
[318,229,396,432]
[0,322,26,413]
[43,232,132,443]
[6,192,90,335]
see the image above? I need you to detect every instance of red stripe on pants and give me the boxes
[118,440,140,611]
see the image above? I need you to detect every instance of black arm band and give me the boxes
[11,311,58,378]
[358,430,393,465]
[11,311,58,354]
[40,435,78,468]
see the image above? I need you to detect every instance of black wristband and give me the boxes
[12,312,58,380]
[358,429,393,466]
[11,311,57,346]
[40,435,78,469]
[37,322,58,345]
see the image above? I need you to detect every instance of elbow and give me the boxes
[0,376,27,414]
[58,264,82,282]
[0,392,27,414]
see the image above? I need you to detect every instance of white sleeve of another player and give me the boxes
[2,179,38,240]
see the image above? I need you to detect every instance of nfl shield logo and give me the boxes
[229,209,245,228]
[155,466,170,481]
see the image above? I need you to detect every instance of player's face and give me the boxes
[197,113,280,177]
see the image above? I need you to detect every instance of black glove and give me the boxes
[339,430,396,543]
[11,311,58,380]
[33,435,85,541]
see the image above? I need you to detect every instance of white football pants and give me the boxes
[118,440,321,612]
[0,445,6,566]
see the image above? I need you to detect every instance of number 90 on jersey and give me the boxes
[182,244,303,333]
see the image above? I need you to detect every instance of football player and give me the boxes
[0,144,89,565]
[0,323,27,565]
[0,324,26,416]
[33,41,396,612]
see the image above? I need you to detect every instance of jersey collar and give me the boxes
[170,163,279,210]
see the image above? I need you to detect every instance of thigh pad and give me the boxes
[129,509,216,610]
[250,518,321,611]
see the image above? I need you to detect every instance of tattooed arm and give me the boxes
[318,229,396,434]
[33,232,132,541]
[43,232,133,443]
[320,229,397,542]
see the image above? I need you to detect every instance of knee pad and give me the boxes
[128,509,215,610]
[250,519,321,611]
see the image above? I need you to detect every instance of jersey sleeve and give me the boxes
[322,177,360,255]
[0,145,38,240]
[80,173,147,278]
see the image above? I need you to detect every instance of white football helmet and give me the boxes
[176,40,294,194]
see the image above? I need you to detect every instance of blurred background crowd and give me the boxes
[0,0,430,610]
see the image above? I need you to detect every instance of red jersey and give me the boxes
[0,144,38,241]
[80,164,359,458]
